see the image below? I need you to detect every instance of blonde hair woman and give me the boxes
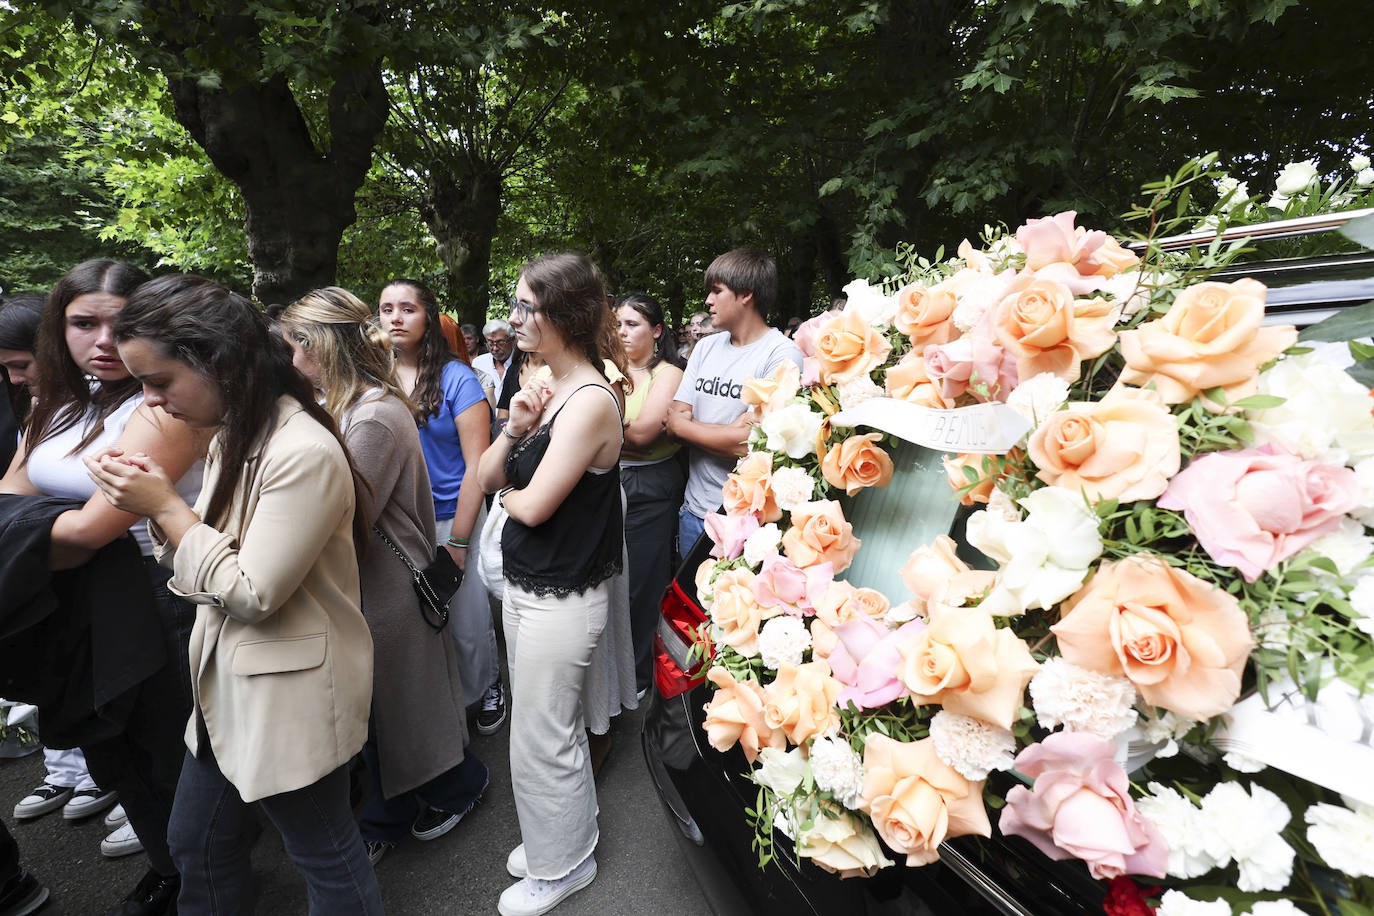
[280,288,487,863]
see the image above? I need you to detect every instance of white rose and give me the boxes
[796,808,894,877]
[1099,269,1154,320]
[1351,153,1371,172]
[1215,176,1250,212]
[1358,167,1374,187]
[841,278,897,329]
[1266,192,1290,210]
[1249,351,1374,464]
[769,465,816,511]
[759,402,824,460]
[1275,159,1319,195]
[742,523,782,568]
[1192,214,1221,233]
[1006,372,1070,427]
[753,746,808,796]
[967,486,1102,615]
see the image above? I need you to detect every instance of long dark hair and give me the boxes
[520,254,627,382]
[114,275,371,552]
[615,292,681,371]
[24,260,149,462]
[380,278,452,428]
[0,293,44,423]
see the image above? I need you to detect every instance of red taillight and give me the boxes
[652,578,711,699]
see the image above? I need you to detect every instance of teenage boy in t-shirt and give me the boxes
[667,248,803,560]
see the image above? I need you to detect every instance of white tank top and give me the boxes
[27,393,204,556]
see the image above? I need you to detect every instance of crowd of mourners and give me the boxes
[0,246,805,916]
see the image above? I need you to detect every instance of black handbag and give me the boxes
[372,525,461,632]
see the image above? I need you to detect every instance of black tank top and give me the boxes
[502,385,624,597]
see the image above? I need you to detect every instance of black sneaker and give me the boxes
[102,868,178,916]
[475,680,506,735]
[63,786,119,821]
[0,870,48,916]
[12,782,72,821]
[365,840,393,866]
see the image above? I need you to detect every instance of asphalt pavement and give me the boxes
[0,697,711,915]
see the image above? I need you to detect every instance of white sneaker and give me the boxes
[506,844,527,878]
[101,821,144,858]
[104,803,129,831]
[497,854,596,916]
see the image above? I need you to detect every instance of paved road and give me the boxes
[0,699,710,915]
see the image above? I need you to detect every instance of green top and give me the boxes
[622,362,681,465]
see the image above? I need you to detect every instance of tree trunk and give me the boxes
[418,163,503,327]
[164,64,387,305]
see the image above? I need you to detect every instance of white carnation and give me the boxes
[1275,159,1319,196]
[808,736,865,809]
[759,402,824,460]
[754,746,808,796]
[949,270,1016,332]
[742,523,782,568]
[1253,606,1293,651]
[1350,575,1374,636]
[1192,214,1221,234]
[1222,751,1266,773]
[1305,516,1374,577]
[1352,153,1372,173]
[1006,372,1071,427]
[1350,457,1374,526]
[1099,269,1154,320]
[1135,782,1222,879]
[836,373,884,410]
[842,278,898,329]
[986,487,1021,522]
[1156,890,1232,916]
[1359,167,1374,188]
[1139,708,1194,758]
[928,710,1015,780]
[757,615,812,670]
[1029,658,1138,739]
[1198,782,1295,892]
[1245,903,1307,916]
[1306,801,1374,877]
[1249,351,1374,464]
[770,466,816,511]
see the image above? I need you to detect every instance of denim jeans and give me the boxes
[358,736,488,844]
[80,560,195,877]
[169,747,382,915]
[676,505,705,568]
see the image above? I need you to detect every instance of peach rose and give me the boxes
[812,580,859,627]
[722,451,781,522]
[992,278,1119,382]
[702,666,786,763]
[709,568,772,658]
[695,558,718,605]
[761,660,843,746]
[821,432,895,496]
[1087,236,1140,278]
[884,351,948,408]
[893,283,958,349]
[1052,555,1254,721]
[815,310,892,385]
[896,603,1039,728]
[780,499,861,573]
[850,587,890,620]
[859,734,991,866]
[1117,278,1298,409]
[1027,386,1181,503]
[900,534,996,611]
[809,617,838,662]
[741,361,801,417]
[942,453,997,506]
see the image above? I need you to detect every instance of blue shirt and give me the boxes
[418,360,489,520]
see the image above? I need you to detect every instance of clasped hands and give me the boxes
[84,447,179,519]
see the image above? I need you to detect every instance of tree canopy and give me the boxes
[2,0,1369,324]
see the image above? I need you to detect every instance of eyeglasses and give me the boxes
[510,298,542,323]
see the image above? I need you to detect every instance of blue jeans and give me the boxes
[169,747,382,915]
[677,505,705,568]
[359,736,488,844]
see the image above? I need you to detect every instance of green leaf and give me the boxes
[817,177,843,198]
[1230,394,1286,410]
[1339,211,1374,251]
[1299,298,1374,342]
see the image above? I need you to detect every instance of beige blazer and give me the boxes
[155,398,373,802]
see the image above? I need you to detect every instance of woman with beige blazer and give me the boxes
[86,275,382,915]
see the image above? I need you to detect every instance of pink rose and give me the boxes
[1016,211,1109,272]
[923,311,1017,402]
[999,732,1168,881]
[751,553,834,614]
[1158,444,1360,582]
[704,512,760,560]
[794,309,841,386]
[828,615,926,709]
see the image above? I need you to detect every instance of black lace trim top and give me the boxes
[501,385,624,598]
